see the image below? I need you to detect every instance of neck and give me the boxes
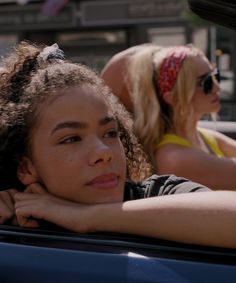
[169,113,202,142]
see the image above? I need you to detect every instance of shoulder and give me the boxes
[148,174,211,196]
[154,142,227,181]
[155,144,196,174]
[125,174,210,199]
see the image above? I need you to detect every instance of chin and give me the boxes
[96,194,123,204]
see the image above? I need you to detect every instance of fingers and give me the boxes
[10,216,19,226]
[14,192,50,228]
[15,198,42,228]
[0,185,48,227]
[16,213,40,228]
[24,183,47,194]
[0,206,12,224]
[5,189,18,201]
[14,192,43,202]
[0,190,16,224]
[0,190,14,211]
[14,190,75,229]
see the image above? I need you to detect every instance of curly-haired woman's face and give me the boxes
[21,86,126,204]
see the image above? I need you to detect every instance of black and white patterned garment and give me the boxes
[124,174,211,201]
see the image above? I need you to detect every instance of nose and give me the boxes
[88,139,113,166]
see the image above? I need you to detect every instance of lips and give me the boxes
[211,96,220,104]
[87,173,119,189]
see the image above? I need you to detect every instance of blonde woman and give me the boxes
[101,44,236,190]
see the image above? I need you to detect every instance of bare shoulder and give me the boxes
[154,143,236,190]
[154,144,199,174]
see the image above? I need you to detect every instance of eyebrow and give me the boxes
[99,116,116,126]
[51,116,116,135]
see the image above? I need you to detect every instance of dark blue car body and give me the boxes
[0,224,236,283]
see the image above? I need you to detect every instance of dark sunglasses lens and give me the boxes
[202,69,220,94]
[203,76,213,94]
[215,71,220,83]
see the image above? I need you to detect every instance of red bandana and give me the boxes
[158,46,189,95]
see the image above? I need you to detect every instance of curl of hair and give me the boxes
[0,41,43,103]
[102,89,152,181]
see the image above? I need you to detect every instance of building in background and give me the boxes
[0,0,235,120]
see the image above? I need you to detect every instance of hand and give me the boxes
[14,183,92,232]
[15,183,59,228]
[0,189,18,225]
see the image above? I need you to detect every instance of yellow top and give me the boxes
[157,128,224,157]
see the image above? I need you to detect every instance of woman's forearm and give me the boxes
[89,191,236,248]
[14,189,236,249]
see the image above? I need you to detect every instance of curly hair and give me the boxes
[0,41,152,190]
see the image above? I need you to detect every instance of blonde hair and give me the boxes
[128,44,207,164]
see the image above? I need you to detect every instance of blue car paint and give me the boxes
[0,236,236,283]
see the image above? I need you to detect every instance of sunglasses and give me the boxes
[198,68,220,95]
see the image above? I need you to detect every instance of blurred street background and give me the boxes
[0,0,236,120]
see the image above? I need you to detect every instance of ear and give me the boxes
[17,156,40,186]
[162,91,173,105]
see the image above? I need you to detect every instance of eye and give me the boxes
[59,135,82,144]
[104,129,120,139]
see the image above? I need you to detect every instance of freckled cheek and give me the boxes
[33,147,86,179]
[48,146,85,162]
[36,156,85,198]
[49,153,86,174]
